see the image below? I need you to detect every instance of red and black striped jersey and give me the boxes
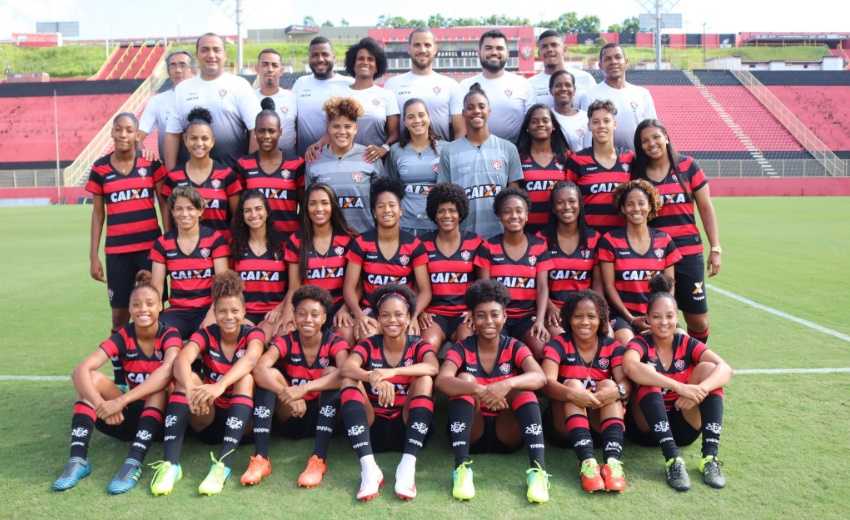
[565,147,634,235]
[642,156,709,257]
[271,329,350,401]
[627,332,708,410]
[445,335,533,416]
[149,227,229,310]
[420,231,482,317]
[474,233,553,319]
[189,324,265,408]
[232,246,286,315]
[542,332,623,391]
[161,161,242,240]
[86,153,168,254]
[351,335,436,419]
[537,228,601,308]
[520,153,569,234]
[598,227,681,316]
[284,232,353,306]
[346,230,428,309]
[234,152,306,234]
[99,322,182,390]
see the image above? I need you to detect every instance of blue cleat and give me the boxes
[53,457,91,491]
[108,459,142,495]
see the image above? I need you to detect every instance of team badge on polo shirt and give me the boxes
[211,179,222,189]
[630,101,638,111]
[504,89,513,98]
[334,246,345,256]
[219,89,228,98]
[654,248,664,259]
[529,255,537,267]
[432,164,439,173]
[433,86,441,94]
[372,99,381,106]
[281,106,289,115]
[352,172,364,183]
[201,248,211,258]
[491,160,503,171]
[400,255,410,266]
[461,251,471,262]
[138,167,147,177]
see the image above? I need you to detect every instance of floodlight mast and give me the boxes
[209,0,246,73]
[636,0,679,69]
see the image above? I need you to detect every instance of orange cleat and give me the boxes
[240,455,271,486]
[601,459,627,492]
[297,455,327,488]
[580,459,605,493]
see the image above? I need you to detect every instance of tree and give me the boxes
[575,15,601,33]
[621,16,643,34]
[607,23,623,33]
[555,12,580,34]
[428,13,449,28]
[340,18,350,27]
[322,20,334,27]
[409,19,427,28]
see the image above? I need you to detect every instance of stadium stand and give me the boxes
[92,43,166,81]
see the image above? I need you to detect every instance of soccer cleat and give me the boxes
[149,460,182,496]
[53,457,91,491]
[699,455,726,489]
[665,457,691,492]
[108,459,142,495]
[199,452,232,495]
[580,458,605,493]
[240,455,271,486]
[298,455,327,488]
[394,461,417,500]
[526,462,550,504]
[356,465,384,501]
[601,458,627,492]
[452,461,475,501]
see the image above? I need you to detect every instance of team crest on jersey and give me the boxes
[219,89,228,98]
[461,250,471,262]
[334,246,345,256]
[654,248,664,259]
[319,356,329,368]
[236,349,245,358]
[555,161,564,171]
[281,169,291,179]
[674,359,685,371]
[630,101,638,111]
[155,350,163,360]
[137,167,147,177]
[433,85,441,94]
[520,45,534,59]
[499,362,511,374]
[491,160,503,171]
[399,254,410,266]
[577,128,585,138]
[528,255,537,267]
[598,357,609,370]
[432,164,439,173]
[280,106,289,115]
[372,99,381,106]
[404,358,414,367]
[504,89,513,98]
[352,171,364,183]
[211,179,222,189]
[581,249,592,259]
[200,248,211,259]
[107,288,114,301]
[622,163,630,172]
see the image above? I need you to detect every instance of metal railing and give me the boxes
[698,159,849,178]
[131,41,161,79]
[0,169,59,188]
[730,69,845,177]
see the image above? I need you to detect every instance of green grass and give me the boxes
[0,198,848,518]
[566,44,830,69]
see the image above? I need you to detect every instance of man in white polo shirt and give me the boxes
[138,50,196,161]
[255,48,297,158]
[528,30,597,107]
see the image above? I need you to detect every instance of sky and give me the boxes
[0,0,846,41]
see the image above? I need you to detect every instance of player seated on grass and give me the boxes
[149,271,264,496]
[53,271,182,494]
[241,286,350,488]
[435,280,550,504]
[338,284,439,501]
[622,274,732,492]
[540,290,630,493]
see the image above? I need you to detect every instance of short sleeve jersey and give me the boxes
[384,71,463,141]
[99,322,182,389]
[564,147,635,235]
[537,228,601,307]
[579,82,657,151]
[291,74,355,157]
[598,227,682,316]
[626,332,708,410]
[190,324,265,408]
[553,110,590,153]
[385,140,445,232]
[149,227,229,310]
[254,88,298,158]
[271,329,350,401]
[345,85,400,147]
[445,335,532,416]
[520,153,569,234]
[234,152,305,234]
[420,231,482,317]
[284,231,353,305]
[528,67,597,108]
[436,136,524,240]
[161,161,242,240]
[86,153,168,254]
[304,144,384,234]
[459,73,536,143]
[232,246,286,315]
[474,233,553,319]
[346,230,428,309]
[643,156,709,257]
[351,335,436,420]
[139,90,178,161]
[542,333,623,391]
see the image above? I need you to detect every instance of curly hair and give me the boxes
[611,179,662,222]
[542,180,591,251]
[425,182,469,224]
[344,37,388,79]
[586,99,617,120]
[632,119,692,203]
[516,103,573,158]
[167,186,204,212]
[560,289,610,339]
[323,96,364,122]
[463,82,489,105]
[398,98,440,155]
[129,269,159,299]
[187,106,213,127]
[464,279,511,311]
[230,190,284,263]
[298,183,359,280]
[211,270,245,304]
[492,185,531,216]
[370,176,406,215]
[371,283,416,316]
[646,273,677,315]
[292,285,334,317]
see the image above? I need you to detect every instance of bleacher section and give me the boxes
[93,43,166,81]
[767,87,850,153]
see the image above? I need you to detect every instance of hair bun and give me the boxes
[260,97,276,111]
[135,269,153,286]
[187,106,213,125]
[648,273,674,294]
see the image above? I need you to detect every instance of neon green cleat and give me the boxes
[149,461,182,496]
[665,456,691,492]
[452,461,475,501]
[526,462,550,504]
[198,452,232,496]
[699,455,726,489]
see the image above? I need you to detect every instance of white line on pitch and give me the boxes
[707,284,850,343]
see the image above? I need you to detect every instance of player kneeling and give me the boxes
[241,286,350,487]
[53,271,181,494]
[540,290,630,493]
[435,280,551,504]
[149,271,264,496]
[339,284,439,501]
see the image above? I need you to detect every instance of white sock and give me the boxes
[398,454,417,474]
[359,455,378,473]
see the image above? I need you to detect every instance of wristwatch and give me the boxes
[710,246,723,254]
[617,384,627,399]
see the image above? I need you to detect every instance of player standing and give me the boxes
[138,50,196,161]
[254,49,297,158]
[528,30,597,107]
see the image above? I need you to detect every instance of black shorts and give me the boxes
[503,315,537,341]
[275,399,320,440]
[370,415,407,453]
[431,313,465,341]
[625,406,700,448]
[105,251,152,309]
[161,307,208,340]
[325,301,345,332]
[245,312,266,327]
[541,404,602,450]
[674,253,709,315]
[95,400,147,442]
[470,414,518,455]
[609,313,637,333]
